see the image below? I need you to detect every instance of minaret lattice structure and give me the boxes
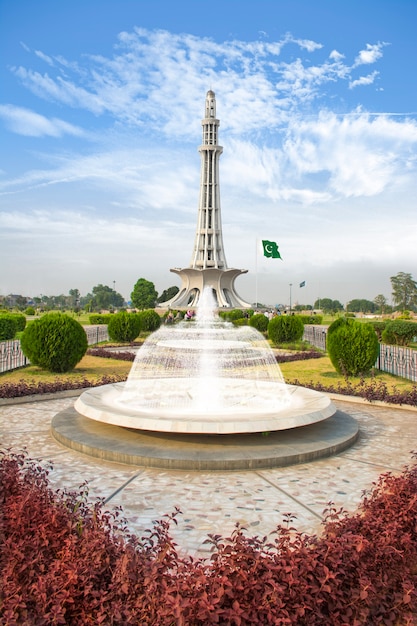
[162,90,250,309]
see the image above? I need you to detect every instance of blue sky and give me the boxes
[1,0,416,307]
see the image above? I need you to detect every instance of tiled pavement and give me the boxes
[1,394,416,558]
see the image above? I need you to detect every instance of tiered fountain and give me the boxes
[52,289,358,469]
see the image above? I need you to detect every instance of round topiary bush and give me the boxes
[0,315,17,341]
[268,315,304,344]
[327,318,379,377]
[137,310,161,333]
[249,313,269,333]
[9,313,27,332]
[108,311,142,342]
[20,312,88,373]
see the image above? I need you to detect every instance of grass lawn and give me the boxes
[0,354,132,386]
[279,355,414,394]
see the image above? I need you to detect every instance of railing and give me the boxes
[0,325,109,374]
[84,325,109,345]
[302,325,328,351]
[377,344,417,383]
[0,340,30,373]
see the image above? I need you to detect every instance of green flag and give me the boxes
[262,240,282,259]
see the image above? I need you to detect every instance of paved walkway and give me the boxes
[1,394,416,558]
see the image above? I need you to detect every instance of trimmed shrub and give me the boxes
[268,315,304,344]
[137,309,161,333]
[89,314,113,325]
[108,311,141,342]
[232,317,249,326]
[0,315,17,340]
[249,313,269,333]
[20,312,88,373]
[327,318,379,376]
[24,306,36,316]
[222,309,247,322]
[381,320,417,346]
[298,314,323,325]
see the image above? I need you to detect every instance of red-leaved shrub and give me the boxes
[1,450,417,624]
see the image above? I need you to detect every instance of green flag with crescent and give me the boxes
[262,240,282,259]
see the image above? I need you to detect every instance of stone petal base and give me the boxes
[51,406,359,471]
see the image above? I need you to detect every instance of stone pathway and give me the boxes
[1,394,416,558]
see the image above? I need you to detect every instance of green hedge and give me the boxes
[0,315,18,341]
[88,314,113,325]
[298,314,323,325]
[9,313,27,332]
[381,320,417,346]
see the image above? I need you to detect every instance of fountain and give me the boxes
[52,288,359,469]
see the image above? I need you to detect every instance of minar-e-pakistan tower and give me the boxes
[162,90,251,309]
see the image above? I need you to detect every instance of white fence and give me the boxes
[302,325,328,351]
[0,325,109,374]
[377,343,417,382]
[0,339,30,373]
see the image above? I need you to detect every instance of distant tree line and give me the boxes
[1,272,416,314]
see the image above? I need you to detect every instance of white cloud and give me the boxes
[354,42,388,66]
[34,50,54,66]
[0,104,85,137]
[282,111,417,198]
[9,28,379,141]
[349,71,379,89]
[329,50,344,62]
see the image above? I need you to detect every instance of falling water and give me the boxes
[115,286,291,417]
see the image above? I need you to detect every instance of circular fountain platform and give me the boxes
[51,387,359,470]
[74,382,336,434]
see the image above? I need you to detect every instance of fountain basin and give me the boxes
[74,381,336,435]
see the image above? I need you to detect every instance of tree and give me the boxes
[91,284,124,310]
[374,294,388,314]
[157,286,179,304]
[390,272,417,312]
[346,299,376,314]
[131,278,158,310]
[69,289,80,309]
[313,298,344,314]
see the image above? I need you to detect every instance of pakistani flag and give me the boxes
[299,281,306,288]
[262,240,282,259]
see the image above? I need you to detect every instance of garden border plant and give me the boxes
[1,448,417,624]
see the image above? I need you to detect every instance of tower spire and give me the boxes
[161,90,250,309]
[191,89,227,270]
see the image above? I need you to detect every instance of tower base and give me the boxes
[160,267,251,308]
